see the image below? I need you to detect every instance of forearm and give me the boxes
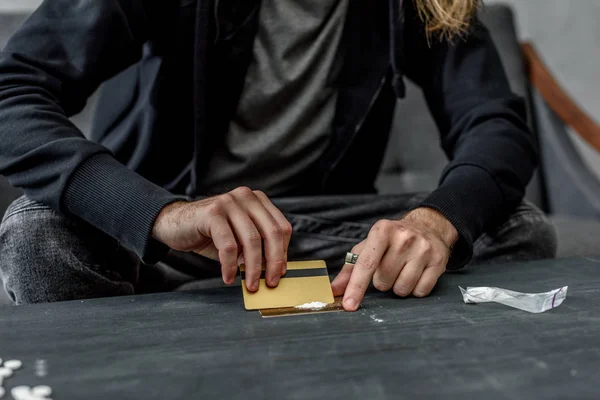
[425,92,536,269]
[0,0,181,262]
[63,155,186,263]
[404,9,537,268]
[414,165,508,269]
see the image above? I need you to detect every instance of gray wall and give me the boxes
[487,0,600,176]
[0,0,41,12]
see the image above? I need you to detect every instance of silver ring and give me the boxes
[345,252,359,264]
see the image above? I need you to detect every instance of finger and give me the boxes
[412,249,447,297]
[392,239,431,297]
[330,241,366,296]
[392,259,425,297]
[207,215,238,284]
[372,246,407,292]
[233,189,285,288]
[254,190,292,276]
[224,196,263,292]
[412,265,444,297]
[343,223,391,311]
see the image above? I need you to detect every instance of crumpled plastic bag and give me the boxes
[459,286,568,313]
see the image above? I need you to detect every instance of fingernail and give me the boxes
[344,298,356,310]
[270,275,280,287]
[248,281,258,291]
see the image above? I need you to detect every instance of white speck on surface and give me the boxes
[3,360,22,370]
[571,369,578,377]
[370,315,384,323]
[35,359,48,377]
[32,385,52,397]
[0,368,12,378]
[294,302,328,310]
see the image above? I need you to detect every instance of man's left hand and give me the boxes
[331,208,459,311]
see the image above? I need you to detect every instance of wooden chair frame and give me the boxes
[522,42,600,152]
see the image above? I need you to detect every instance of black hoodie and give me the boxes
[0,0,537,268]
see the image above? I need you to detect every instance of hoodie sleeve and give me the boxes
[403,7,538,269]
[0,0,184,263]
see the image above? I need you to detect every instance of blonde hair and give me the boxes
[413,0,481,41]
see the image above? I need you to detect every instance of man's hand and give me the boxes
[152,187,292,291]
[331,208,458,311]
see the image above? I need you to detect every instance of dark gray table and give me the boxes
[1,256,599,399]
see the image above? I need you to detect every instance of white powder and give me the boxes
[294,302,328,310]
[370,315,384,323]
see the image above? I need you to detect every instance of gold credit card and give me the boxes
[240,260,335,310]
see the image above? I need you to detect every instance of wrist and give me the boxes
[403,207,459,248]
[152,200,188,242]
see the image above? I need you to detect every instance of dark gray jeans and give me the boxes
[0,194,557,304]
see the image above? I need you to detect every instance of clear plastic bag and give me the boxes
[459,286,568,313]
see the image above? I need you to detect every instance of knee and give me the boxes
[518,208,558,260]
[1,196,59,256]
[0,197,63,303]
[0,196,135,304]
[474,201,558,263]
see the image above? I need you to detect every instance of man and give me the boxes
[0,0,556,309]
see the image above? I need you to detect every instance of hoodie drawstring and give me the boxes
[389,0,406,98]
[189,0,212,197]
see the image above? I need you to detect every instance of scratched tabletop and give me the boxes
[1,256,599,399]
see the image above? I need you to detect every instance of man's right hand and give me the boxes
[151,187,292,291]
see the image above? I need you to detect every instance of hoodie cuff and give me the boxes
[413,165,504,270]
[62,153,187,264]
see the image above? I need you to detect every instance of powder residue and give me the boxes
[370,315,384,323]
[294,302,328,310]
[35,359,48,377]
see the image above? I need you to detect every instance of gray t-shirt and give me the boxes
[200,0,349,196]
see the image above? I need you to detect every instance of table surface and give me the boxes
[1,256,600,400]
